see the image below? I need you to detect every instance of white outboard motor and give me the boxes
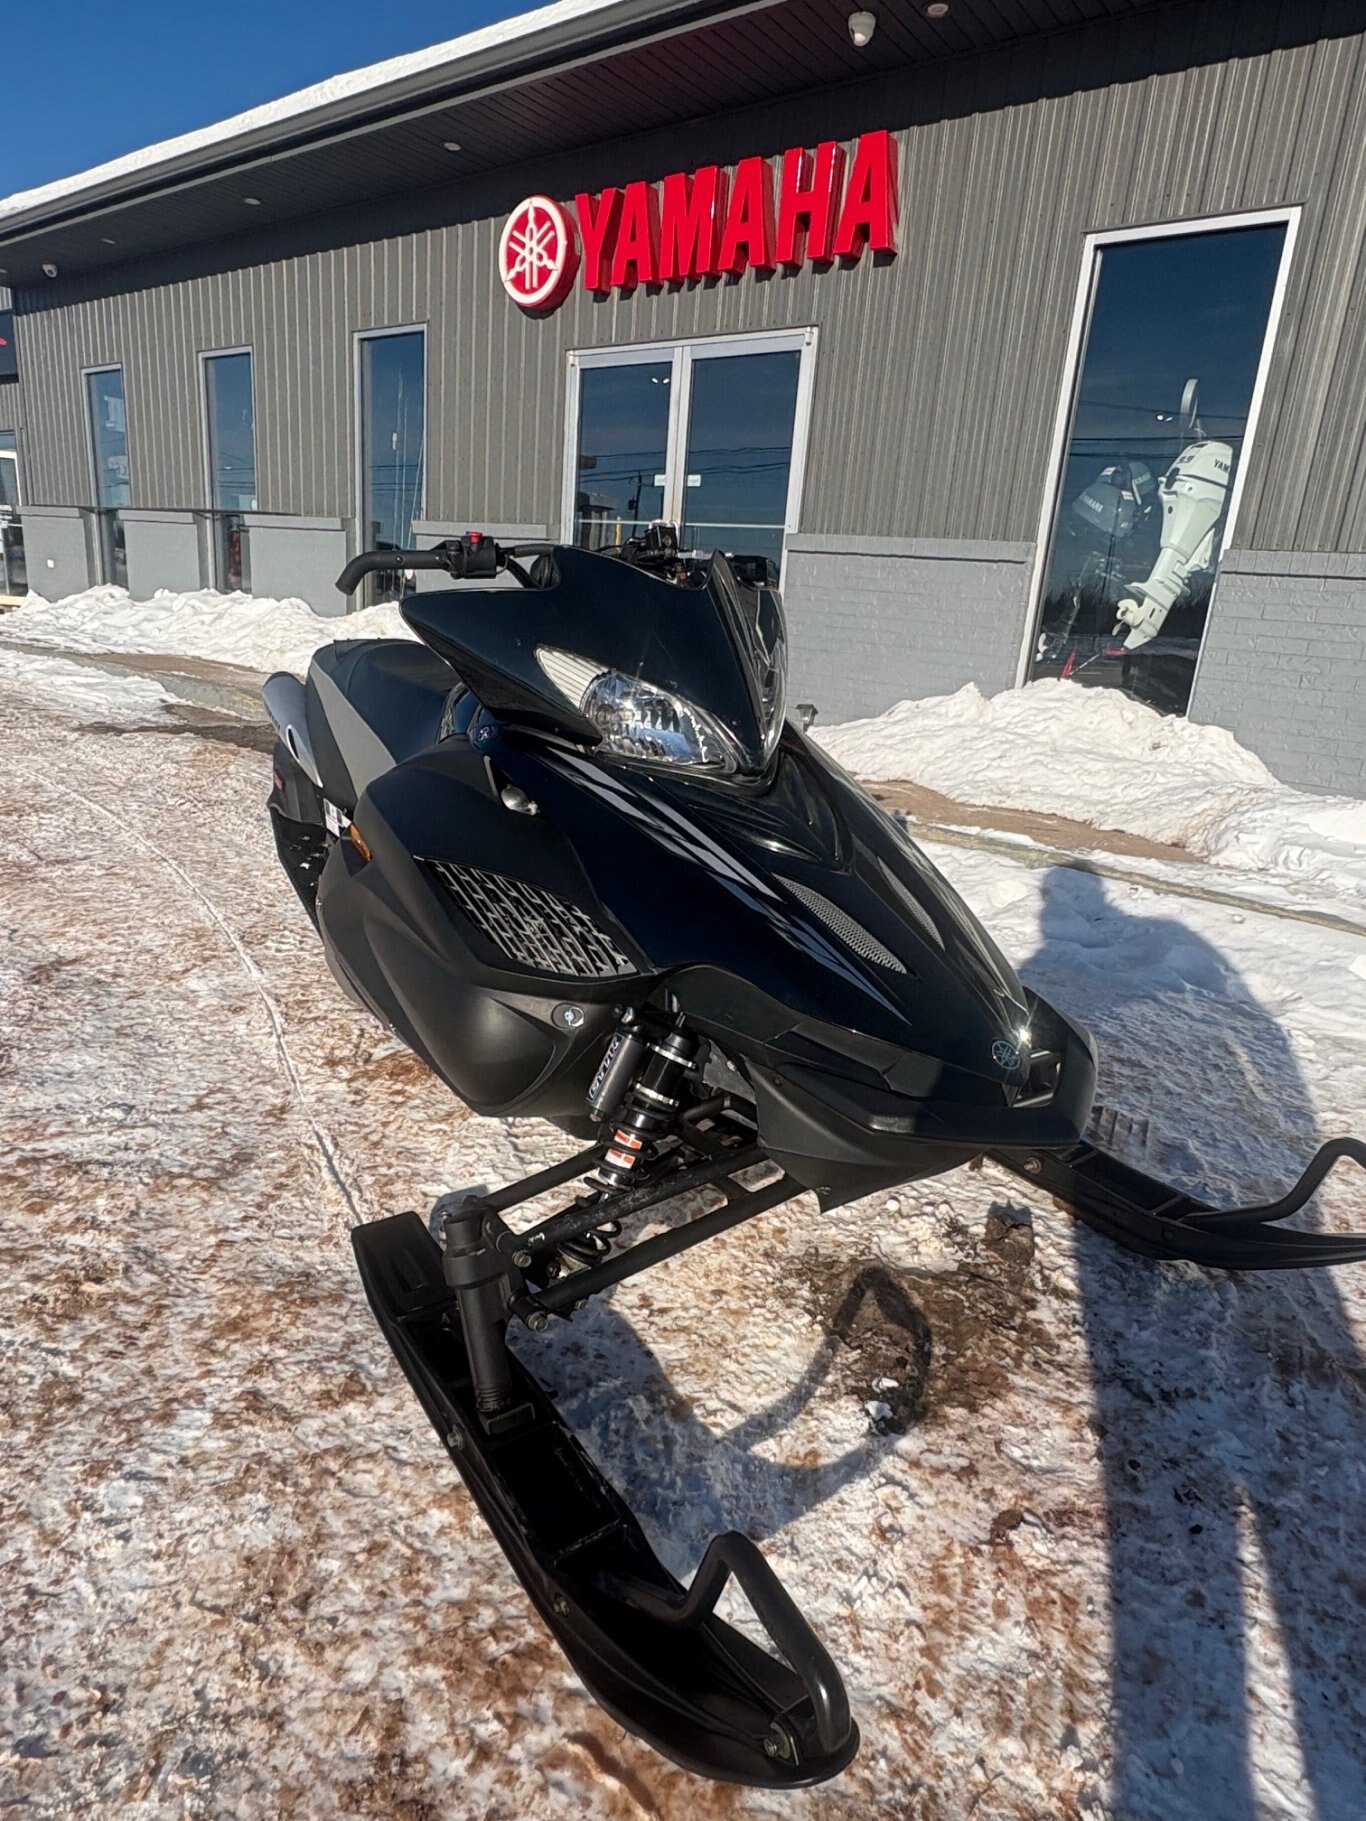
[1114,438,1232,648]
[1114,377,1233,650]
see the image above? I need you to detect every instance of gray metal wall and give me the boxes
[9,2,1366,560]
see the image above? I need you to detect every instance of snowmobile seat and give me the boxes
[305,637,459,812]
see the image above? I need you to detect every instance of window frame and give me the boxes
[199,344,257,512]
[561,326,820,585]
[1014,206,1302,691]
[353,322,429,555]
[81,361,130,510]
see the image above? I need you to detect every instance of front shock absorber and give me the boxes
[591,1020,701,1192]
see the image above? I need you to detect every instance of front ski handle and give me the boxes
[991,1136,1366,1270]
[351,1211,859,1786]
[600,1532,852,1762]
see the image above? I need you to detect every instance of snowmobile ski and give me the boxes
[990,1136,1366,1270]
[352,1208,859,1787]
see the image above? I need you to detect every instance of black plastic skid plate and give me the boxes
[351,1212,859,1786]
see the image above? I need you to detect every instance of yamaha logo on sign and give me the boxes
[498,132,899,314]
[497,195,580,312]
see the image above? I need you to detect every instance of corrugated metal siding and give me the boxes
[9,0,1366,550]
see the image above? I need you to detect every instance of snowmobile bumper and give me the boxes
[990,1136,1366,1270]
[352,1211,859,1786]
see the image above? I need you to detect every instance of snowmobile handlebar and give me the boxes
[336,523,778,597]
[336,533,512,596]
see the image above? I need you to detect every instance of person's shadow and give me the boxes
[1022,865,1366,1821]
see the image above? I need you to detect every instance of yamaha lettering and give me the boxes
[498,132,898,310]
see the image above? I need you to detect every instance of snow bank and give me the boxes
[818,679,1366,899]
[1,584,417,675]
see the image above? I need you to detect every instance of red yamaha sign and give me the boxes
[497,131,898,312]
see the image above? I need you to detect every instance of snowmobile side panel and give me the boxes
[304,638,458,813]
[314,746,648,1117]
[352,1211,860,1786]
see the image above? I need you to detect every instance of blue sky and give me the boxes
[3,0,513,196]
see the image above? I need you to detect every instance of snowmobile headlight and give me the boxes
[537,647,742,773]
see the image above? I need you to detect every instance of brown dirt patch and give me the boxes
[79,711,276,753]
[796,1205,1054,1432]
[868,777,1191,865]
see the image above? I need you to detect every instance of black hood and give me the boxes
[493,721,1032,1092]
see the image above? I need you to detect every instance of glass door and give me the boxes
[567,331,814,578]
[680,348,802,572]
[572,358,673,548]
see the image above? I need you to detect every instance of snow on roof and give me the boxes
[0,0,636,226]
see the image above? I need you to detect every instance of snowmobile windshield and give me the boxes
[404,546,789,779]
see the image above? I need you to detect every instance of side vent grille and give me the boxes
[780,878,906,974]
[423,860,635,979]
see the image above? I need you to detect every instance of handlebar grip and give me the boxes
[335,549,453,596]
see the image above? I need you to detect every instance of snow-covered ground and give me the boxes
[819,680,1366,905]
[2,651,1365,1820]
[1,584,416,675]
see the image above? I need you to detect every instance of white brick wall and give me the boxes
[781,536,1366,796]
[1191,551,1366,794]
[782,535,1034,723]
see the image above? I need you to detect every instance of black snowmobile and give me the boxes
[263,524,1366,1787]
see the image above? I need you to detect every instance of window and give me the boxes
[202,349,256,592]
[0,430,19,511]
[567,330,816,577]
[0,429,23,595]
[0,311,17,385]
[357,327,426,600]
[1027,216,1294,715]
[85,365,131,508]
[203,350,257,511]
[84,365,129,587]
